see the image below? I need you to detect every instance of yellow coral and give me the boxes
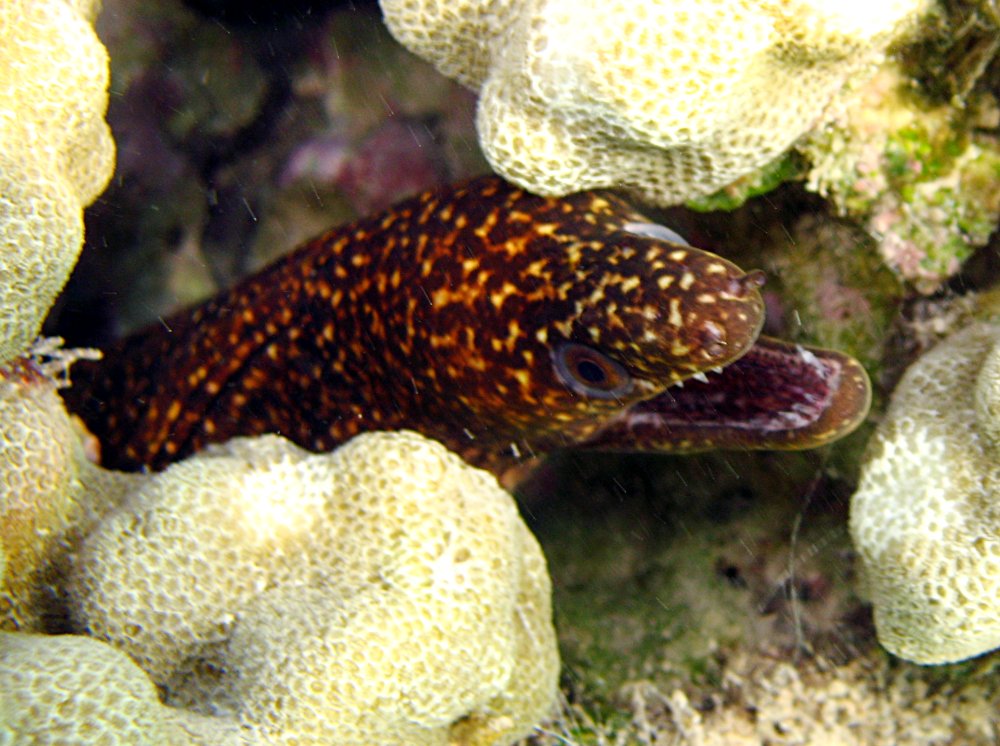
[71,431,558,744]
[70,435,333,684]
[0,631,237,745]
[0,359,137,631]
[849,323,1000,664]
[0,0,115,364]
[380,0,929,205]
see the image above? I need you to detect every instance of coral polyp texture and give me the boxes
[850,323,1000,664]
[0,0,115,366]
[71,431,558,745]
[0,631,238,745]
[379,0,929,205]
[0,358,137,631]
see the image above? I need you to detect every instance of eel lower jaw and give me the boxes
[581,335,872,453]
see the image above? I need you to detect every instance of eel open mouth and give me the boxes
[584,336,872,453]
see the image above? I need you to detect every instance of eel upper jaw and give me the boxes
[582,335,872,453]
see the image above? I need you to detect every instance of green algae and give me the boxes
[521,440,1000,744]
[681,0,1000,296]
[685,152,807,213]
[522,447,864,701]
[802,58,1000,292]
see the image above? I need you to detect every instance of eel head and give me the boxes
[441,197,773,469]
[437,187,871,473]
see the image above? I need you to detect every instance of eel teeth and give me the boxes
[691,371,710,383]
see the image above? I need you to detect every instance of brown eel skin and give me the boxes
[62,176,871,477]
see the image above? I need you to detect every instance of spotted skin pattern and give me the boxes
[64,176,868,475]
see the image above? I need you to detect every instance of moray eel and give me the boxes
[63,176,870,476]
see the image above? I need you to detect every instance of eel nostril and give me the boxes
[734,269,766,297]
[701,321,727,358]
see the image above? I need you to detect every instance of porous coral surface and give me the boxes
[850,323,1000,664]
[71,431,558,745]
[0,358,137,631]
[0,0,114,364]
[0,631,237,745]
[70,435,334,684]
[380,0,929,206]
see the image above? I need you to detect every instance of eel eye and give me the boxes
[553,342,633,399]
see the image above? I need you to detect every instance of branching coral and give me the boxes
[380,0,929,206]
[849,323,1000,663]
[71,431,558,745]
[0,0,115,365]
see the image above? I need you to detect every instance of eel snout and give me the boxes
[695,268,768,362]
[577,239,767,389]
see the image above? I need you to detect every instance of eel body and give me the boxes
[64,176,870,475]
